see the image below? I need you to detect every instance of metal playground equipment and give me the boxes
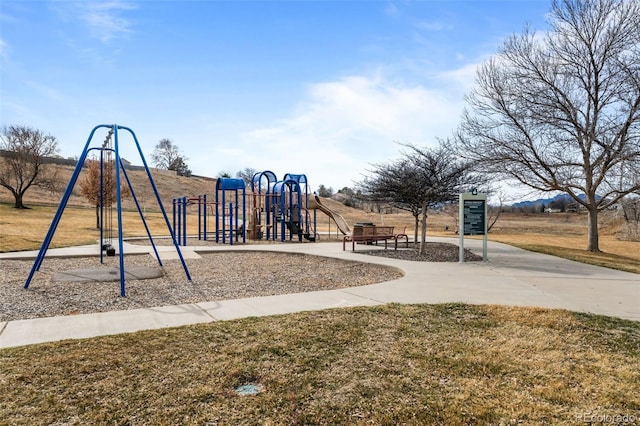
[171,171,318,245]
[23,124,192,296]
[171,179,248,245]
[172,194,212,246]
[271,173,316,242]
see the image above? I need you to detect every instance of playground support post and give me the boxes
[229,202,234,245]
[203,194,208,241]
[198,195,202,241]
[181,196,187,246]
[172,198,177,244]
[172,197,184,246]
[99,147,105,265]
[113,126,126,296]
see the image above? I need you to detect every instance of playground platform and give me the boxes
[1,238,638,348]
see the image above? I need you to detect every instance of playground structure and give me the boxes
[172,171,328,244]
[24,124,192,297]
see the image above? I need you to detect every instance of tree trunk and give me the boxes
[587,205,600,252]
[413,214,419,246]
[419,200,428,255]
[96,205,100,229]
[13,191,25,209]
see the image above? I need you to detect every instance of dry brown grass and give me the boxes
[2,167,638,273]
[492,235,640,274]
[1,304,638,425]
[0,203,182,252]
[486,213,640,273]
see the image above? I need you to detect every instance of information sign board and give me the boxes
[459,192,488,262]
[463,199,486,235]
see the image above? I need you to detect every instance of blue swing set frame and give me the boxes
[23,124,192,297]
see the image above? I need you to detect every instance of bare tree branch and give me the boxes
[457,0,640,251]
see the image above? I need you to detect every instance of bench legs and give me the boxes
[343,237,399,251]
[394,234,409,249]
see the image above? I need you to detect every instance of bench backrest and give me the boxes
[352,225,395,238]
[374,226,394,236]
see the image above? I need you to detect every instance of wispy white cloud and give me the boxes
[82,1,136,42]
[189,68,475,189]
[413,20,453,32]
[24,80,66,102]
[435,62,481,95]
[50,0,137,43]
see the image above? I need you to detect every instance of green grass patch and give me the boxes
[2,304,638,425]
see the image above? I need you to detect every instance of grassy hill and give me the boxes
[0,164,216,212]
[0,162,420,231]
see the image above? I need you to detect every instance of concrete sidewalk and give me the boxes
[1,239,638,349]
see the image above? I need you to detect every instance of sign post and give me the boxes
[459,192,488,263]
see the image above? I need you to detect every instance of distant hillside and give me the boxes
[0,163,216,212]
[0,162,367,218]
[511,193,596,209]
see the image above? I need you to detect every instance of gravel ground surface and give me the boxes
[359,242,483,262]
[1,242,477,322]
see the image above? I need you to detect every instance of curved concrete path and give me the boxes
[1,238,638,348]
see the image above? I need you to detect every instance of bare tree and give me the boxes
[316,184,334,198]
[151,139,191,176]
[235,168,257,186]
[169,156,192,177]
[79,158,130,228]
[360,143,479,254]
[620,195,640,240]
[457,0,640,252]
[0,125,60,209]
[360,156,423,242]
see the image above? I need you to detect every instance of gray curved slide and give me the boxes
[310,195,352,235]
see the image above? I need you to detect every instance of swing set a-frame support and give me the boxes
[23,124,192,297]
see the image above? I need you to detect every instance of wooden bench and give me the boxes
[343,225,402,251]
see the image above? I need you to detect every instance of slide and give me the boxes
[310,195,351,235]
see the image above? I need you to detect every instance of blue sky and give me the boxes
[1,0,550,192]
